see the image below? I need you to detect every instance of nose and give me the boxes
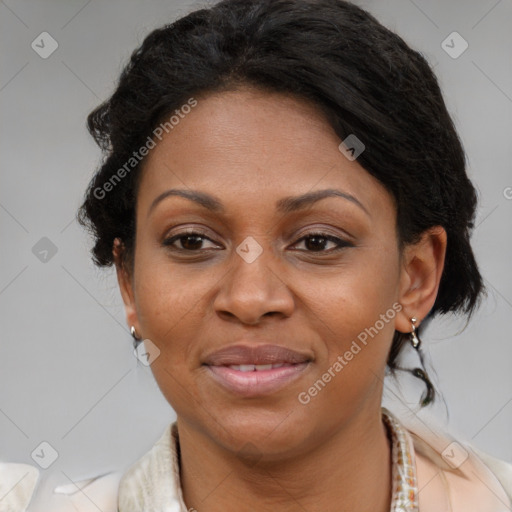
[213,243,295,325]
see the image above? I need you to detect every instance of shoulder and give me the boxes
[51,469,123,512]
[397,410,512,511]
[0,424,177,512]
[470,445,512,500]
[117,423,185,511]
[0,462,39,512]
[0,461,122,512]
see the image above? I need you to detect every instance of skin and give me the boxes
[114,86,447,512]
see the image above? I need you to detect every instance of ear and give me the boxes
[395,226,447,333]
[113,238,139,335]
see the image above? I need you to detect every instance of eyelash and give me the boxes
[162,230,352,254]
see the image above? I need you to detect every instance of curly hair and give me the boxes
[77,0,486,407]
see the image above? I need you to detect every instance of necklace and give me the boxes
[382,408,420,512]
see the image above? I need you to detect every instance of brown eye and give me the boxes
[292,233,352,252]
[162,231,219,251]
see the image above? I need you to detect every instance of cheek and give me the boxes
[302,243,400,378]
[132,261,213,414]
[300,241,399,333]
[133,226,213,321]
[135,266,210,347]
[294,282,399,426]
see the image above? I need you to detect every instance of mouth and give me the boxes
[202,344,312,397]
[205,363,310,397]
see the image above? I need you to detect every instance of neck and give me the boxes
[177,407,392,512]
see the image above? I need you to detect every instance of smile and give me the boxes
[204,361,311,396]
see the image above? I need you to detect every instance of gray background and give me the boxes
[1,0,511,502]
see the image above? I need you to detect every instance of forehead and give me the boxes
[136,87,394,218]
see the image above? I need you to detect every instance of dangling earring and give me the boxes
[410,317,421,349]
[408,316,434,406]
[130,325,140,341]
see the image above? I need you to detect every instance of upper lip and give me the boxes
[203,344,312,366]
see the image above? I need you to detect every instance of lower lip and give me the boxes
[205,363,310,397]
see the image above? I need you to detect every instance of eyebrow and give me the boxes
[147,188,370,217]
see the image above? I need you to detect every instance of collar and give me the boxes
[382,407,420,511]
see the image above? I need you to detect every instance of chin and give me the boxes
[202,404,317,462]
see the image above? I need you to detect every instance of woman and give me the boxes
[3,0,510,510]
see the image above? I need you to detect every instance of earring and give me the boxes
[410,317,421,349]
[408,316,433,406]
[130,325,140,341]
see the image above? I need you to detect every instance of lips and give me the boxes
[203,344,311,366]
[203,344,312,396]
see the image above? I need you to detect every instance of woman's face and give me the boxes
[117,87,435,458]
